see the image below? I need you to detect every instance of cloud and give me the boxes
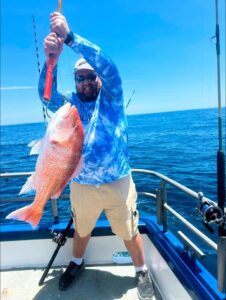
[0,86,36,91]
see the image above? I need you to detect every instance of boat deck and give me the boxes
[1,264,159,300]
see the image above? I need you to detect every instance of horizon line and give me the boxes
[1,106,225,126]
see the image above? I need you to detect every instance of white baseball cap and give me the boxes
[74,57,94,73]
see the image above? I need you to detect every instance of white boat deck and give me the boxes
[1,264,156,300]
[0,234,195,300]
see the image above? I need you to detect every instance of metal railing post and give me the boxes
[156,189,163,225]
[161,180,168,232]
[156,181,168,231]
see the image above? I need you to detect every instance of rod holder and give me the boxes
[51,198,59,224]
[217,235,226,292]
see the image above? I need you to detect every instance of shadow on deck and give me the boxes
[1,265,140,300]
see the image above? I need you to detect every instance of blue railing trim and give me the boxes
[140,216,226,300]
[0,219,148,241]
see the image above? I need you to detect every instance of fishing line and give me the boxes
[32,13,51,123]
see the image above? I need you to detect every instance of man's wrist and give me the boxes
[64,31,74,45]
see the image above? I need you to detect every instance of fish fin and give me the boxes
[71,156,83,179]
[6,204,42,229]
[19,175,35,195]
[28,139,43,155]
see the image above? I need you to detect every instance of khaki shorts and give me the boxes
[70,174,139,241]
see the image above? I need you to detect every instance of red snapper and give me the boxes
[6,103,84,228]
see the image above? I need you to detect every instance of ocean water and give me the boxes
[0,107,225,277]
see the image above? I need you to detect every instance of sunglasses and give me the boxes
[75,73,97,83]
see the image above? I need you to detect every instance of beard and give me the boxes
[77,85,100,102]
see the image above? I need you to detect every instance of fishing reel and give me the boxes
[51,230,68,246]
[198,192,225,234]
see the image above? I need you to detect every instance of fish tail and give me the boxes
[6,204,43,229]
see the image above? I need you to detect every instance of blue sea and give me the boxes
[0,107,225,277]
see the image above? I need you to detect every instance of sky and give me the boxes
[1,0,225,125]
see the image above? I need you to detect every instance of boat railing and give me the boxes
[132,169,225,293]
[0,169,225,292]
[0,169,219,251]
[0,170,219,249]
[132,169,218,250]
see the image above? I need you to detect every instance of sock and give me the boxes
[135,264,147,273]
[71,256,83,265]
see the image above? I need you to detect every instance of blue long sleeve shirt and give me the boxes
[38,33,131,185]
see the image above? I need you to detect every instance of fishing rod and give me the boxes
[43,0,62,101]
[126,89,135,109]
[32,13,51,123]
[214,0,225,235]
[200,0,226,293]
[201,1,226,230]
[38,0,74,285]
[197,1,225,292]
[215,0,226,293]
[39,216,74,285]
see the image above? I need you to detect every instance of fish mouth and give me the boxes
[66,105,78,127]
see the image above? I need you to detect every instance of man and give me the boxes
[39,12,154,300]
